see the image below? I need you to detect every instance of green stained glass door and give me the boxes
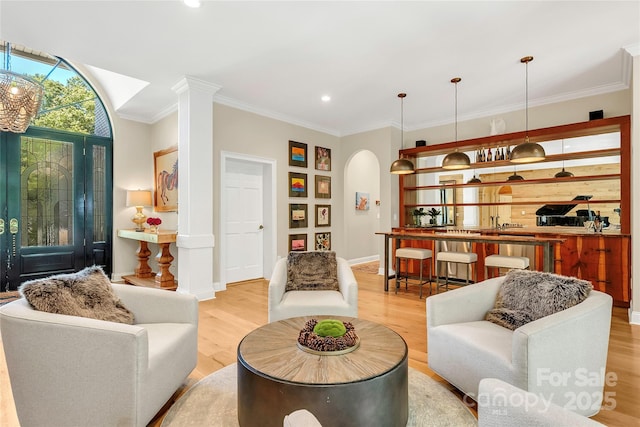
[0,127,112,291]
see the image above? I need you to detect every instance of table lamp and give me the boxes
[126,190,153,231]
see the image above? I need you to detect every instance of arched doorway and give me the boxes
[344,150,380,262]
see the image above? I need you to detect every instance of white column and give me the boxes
[625,45,640,324]
[172,76,221,300]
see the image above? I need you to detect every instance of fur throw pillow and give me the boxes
[19,266,134,324]
[286,251,339,291]
[485,270,592,330]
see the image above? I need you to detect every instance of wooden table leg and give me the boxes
[135,241,154,278]
[155,242,176,288]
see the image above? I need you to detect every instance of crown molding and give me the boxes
[213,95,341,137]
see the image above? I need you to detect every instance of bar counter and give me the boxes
[376,230,565,292]
[377,227,631,307]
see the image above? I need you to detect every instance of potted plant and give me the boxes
[412,208,427,227]
[427,208,441,225]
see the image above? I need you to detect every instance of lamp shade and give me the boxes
[442,151,471,170]
[126,190,152,207]
[509,140,546,163]
[507,172,525,181]
[390,158,415,174]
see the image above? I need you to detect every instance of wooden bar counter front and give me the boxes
[237,316,408,427]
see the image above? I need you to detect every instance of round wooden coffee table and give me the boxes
[237,316,408,427]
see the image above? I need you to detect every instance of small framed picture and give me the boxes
[315,232,331,251]
[289,172,308,198]
[356,192,370,211]
[289,140,308,168]
[315,204,331,227]
[315,175,331,199]
[289,234,307,252]
[315,146,331,171]
[289,204,308,229]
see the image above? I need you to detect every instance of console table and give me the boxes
[117,229,177,290]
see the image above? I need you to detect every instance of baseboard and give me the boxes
[630,309,640,325]
[348,255,379,266]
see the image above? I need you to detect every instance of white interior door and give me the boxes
[224,161,264,283]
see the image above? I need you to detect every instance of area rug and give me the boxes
[161,364,476,427]
[0,292,21,307]
[351,261,379,275]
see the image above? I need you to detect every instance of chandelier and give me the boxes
[0,43,44,133]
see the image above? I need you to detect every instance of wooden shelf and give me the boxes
[405,199,621,209]
[412,148,620,174]
[398,115,630,233]
[404,173,620,190]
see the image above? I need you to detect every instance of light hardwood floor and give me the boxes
[2,268,639,426]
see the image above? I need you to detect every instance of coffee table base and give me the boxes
[237,357,408,427]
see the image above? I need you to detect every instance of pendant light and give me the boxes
[507,169,525,181]
[510,56,546,163]
[554,139,574,178]
[0,42,44,133]
[390,93,415,175]
[467,174,482,184]
[442,77,470,170]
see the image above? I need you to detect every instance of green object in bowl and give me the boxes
[313,319,346,337]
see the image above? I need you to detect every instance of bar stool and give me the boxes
[435,251,477,292]
[484,254,530,278]
[395,247,433,298]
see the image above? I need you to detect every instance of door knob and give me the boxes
[258,225,264,230]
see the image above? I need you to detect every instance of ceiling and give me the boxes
[1,1,639,136]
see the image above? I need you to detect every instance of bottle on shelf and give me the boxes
[487,148,493,162]
[506,145,511,160]
[594,210,603,232]
[500,147,506,160]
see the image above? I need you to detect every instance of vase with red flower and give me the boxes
[146,217,162,233]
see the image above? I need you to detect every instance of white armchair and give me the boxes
[268,256,358,323]
[0,284,198,427]
[427,276,612,417]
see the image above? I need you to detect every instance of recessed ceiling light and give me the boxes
[183,0,201,8]
[321,95,331,102]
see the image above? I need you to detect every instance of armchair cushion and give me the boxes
[19,266,134,324]
[286,251,339,291]
[485,270,592,330]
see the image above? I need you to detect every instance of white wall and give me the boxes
[211,104,341,282]
[110,116,154,280]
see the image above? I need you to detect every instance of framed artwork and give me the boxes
[315,204,331,227]
[289,172,308,197]
[289,234,307,252]
[153,146,178,212]
[315,175,331,199]
[289,140,308,168]
[289,203,308,229]
[315,232,331,251]
[356,192,370,211]
[315,146,331,171]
